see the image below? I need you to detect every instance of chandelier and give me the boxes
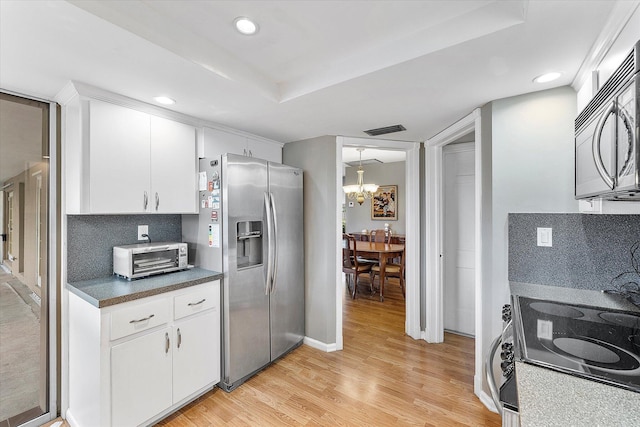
[343,148,379,205]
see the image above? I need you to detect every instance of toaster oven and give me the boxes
[113,242,188,279]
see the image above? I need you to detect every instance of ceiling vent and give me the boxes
[346,158,383,167]
[363,124,406,136]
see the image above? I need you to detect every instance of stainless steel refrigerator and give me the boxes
[183,153,304,392]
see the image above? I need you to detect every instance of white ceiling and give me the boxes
[0,0,628,161]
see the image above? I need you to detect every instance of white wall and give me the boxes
[344,161,406,234]
[489,85,578,335]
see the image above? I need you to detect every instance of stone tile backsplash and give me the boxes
[67,214,182,282]
[509,213,640,290]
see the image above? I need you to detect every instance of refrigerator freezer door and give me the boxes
[268,162,305,360]
[222,154,270,389]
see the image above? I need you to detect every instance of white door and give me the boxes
[7,190,14,261]
[150,116,197,213]
[443,142,475,336]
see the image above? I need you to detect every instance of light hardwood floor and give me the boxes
[45,278,501,426]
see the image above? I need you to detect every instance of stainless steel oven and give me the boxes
[513,295,640,392]
[486,304,520,427]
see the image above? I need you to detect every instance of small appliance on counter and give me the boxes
[513,295,640,392]
[113,242,188,279]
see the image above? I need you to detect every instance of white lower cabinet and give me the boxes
[111,328,173,427]
[173,310,219,402]
[67,280,220,427]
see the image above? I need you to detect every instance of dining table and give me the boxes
[351,240,405,301]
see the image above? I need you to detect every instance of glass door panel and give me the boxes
[0,92,50,425]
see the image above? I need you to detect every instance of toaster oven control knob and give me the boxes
[502,304,512,322]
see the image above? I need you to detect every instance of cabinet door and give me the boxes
[247,139,282,163]
[202,126,245,158]
[173,310,219,403]
[150,116,197,213]
[111,328,172,427]
[89,100,151,213]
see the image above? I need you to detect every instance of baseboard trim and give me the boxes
[303,336,338,352]
[477,388,499,414]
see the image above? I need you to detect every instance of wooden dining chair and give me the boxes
[369,229,391,243]
[342,233,372,299]
[371,248,405,300]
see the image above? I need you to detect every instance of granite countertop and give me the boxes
[67,267,224,308]
[509,281,640,426]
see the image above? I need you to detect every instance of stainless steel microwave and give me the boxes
[575,40,639,200]
[113,242,188,279]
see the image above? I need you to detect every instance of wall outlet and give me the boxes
[138,225,149,240]
[537,227,552,247]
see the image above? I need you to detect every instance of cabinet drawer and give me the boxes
[174,283,218,320]
[111,298,170,340]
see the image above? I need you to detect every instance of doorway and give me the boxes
[442,142,476,336]
[336,136,421,350]
[0,91,56,426]
[425,108,486,403]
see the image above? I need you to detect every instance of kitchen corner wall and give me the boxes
[66,214,182,282]
[509,213,640,290]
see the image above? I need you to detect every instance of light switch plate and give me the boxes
[138,225,149,240]
[537,227,552,247]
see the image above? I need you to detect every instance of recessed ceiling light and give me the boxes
[154,96,176,105]
[533,72,562,84]
[234,16,258,35]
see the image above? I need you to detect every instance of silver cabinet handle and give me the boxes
[187,298,206,306]
[129,314,154,324]
[155,192,159,211]
[177,328,182,349]
[143,191,148,210]
[592,101,616,190]
[165,332,170,354]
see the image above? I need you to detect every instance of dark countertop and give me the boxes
[67,267,223,308]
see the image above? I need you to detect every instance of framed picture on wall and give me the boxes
[371,185,397,220]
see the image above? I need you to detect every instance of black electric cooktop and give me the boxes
[514,296,640,392]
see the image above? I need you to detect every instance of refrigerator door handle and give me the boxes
[269,192,279,293]
[264,192,274,295]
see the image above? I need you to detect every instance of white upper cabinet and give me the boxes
[65,96,197,214]
[201,126,282,163]
[89,100,151,213]
[150,116,197,213]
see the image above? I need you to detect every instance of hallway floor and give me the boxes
[0,269,42,424]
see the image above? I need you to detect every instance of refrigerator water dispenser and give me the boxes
[236,221,263,269]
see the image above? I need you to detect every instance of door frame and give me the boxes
[335,136,421,349]
[425,108,487,401]
[0,90,59,426]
